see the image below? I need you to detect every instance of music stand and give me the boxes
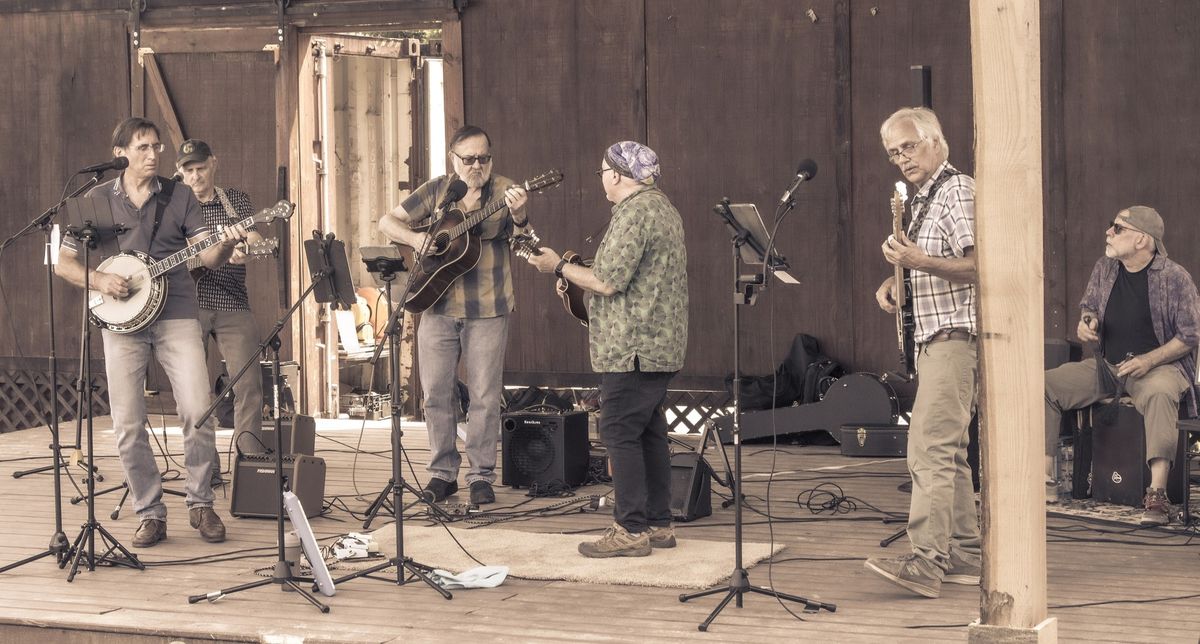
[331,248,451,600]
[679,199,835,630]
[188,223,359,613]
[57,194,145,581]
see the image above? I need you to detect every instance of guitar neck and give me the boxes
[448,198,509,240]
[149,213,257,278]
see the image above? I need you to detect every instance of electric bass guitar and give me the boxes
[891,182,915,379]
[510,230,591,327]
[88,200,294,334]
[402,170,564,314]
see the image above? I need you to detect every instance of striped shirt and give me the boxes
[194,187,254,312]
[400,174,519,318]
[906,162,976,342]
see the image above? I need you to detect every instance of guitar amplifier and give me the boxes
[258,414,316,456]
[669,451,713,522]
[839,424,907,457]
[501,411,589,488]
[231,453,326,519]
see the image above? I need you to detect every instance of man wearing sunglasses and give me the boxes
[866,107,980,599]
[1044,206,1199,526]
[379,125,528,507]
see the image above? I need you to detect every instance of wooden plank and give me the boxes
[440,16,464,145]
[141,53,187,152]
[969,0,1049,637]
[141,26,278,54]
[1040,0,1069,339]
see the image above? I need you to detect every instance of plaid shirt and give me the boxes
[906,162,976,343]
[1080,254,1200,416]
[402,174,519,318]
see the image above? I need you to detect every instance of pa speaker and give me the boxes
[231,453,326,518]
[501,411,588,489]
[258,414,316,456]
[669,451,712,522]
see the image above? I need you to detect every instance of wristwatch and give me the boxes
[554,258,568,279]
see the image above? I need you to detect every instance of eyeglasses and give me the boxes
[595,167,614,176]
[132,142,165,154]
[886,140,923,163]
[452,151,492,166]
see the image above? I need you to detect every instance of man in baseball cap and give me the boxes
[1044,205,1199,526]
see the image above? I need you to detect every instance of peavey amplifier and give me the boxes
[839,424,907,457]
[231,453,326,518]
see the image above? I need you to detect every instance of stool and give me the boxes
[1178,418,1200,524]
[1088,398,1186,507]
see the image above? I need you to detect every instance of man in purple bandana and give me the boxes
[1044,206,1200,526]
[527,141,688,558]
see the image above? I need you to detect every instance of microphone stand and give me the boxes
[0,172,106,575]
[679,199,835,631]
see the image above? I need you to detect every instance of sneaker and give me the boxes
[132,518,167,548]
[1139,487,1170,526]
[469,481,496,505]
[944,551,981,585]
[578,523,651,558]
[647,525,677,549]
[189,506,227,543]
[864,553,941,598]
[422,478,458,503]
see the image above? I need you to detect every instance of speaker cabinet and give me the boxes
[501,411,588,489]
[258,414,316,456]
[1091,403,1185,506]
[231,453,326,518]
[669,452,712,522]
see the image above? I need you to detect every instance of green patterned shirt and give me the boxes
[589,186,688,373]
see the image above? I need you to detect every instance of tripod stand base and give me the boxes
[330,556,452,599]
[189,561,330,612]
[361,479,428,529]
[63,521,144,582]
[0,532,72,573]
[679,568,835,632]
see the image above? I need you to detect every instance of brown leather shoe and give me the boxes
[132,519,167,548]
[189,506,227,543]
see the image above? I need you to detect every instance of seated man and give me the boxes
[1044,206,1200,525]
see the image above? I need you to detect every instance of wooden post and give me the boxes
[969,1,1056,642]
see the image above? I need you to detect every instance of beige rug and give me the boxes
[337,525,785,589]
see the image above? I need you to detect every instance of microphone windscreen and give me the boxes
[796,158,818,180]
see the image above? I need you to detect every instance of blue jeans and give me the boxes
[416,312,509,485]
[102,318,217,520]
[599,366,675,534]
[200,309,264,459]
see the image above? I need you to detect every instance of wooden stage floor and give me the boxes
[0,415,1196,643]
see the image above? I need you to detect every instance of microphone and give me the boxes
[169,171,183,182]
[77,157,129,175]
[779,159,818,205]
[438,179,469,210]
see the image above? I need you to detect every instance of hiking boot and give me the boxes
[132,519,167,548]
[578,523,651,558]
[1139,487,1170,526]
[864,553,941,598]
[469,481,496,505]
[189,506,227,543]
[944,551,981,585]
[648,525,677,549]
[422,478,458,503]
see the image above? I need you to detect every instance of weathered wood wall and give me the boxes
[2,0,1199,397]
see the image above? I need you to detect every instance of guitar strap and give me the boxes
[215,186,239,223]
[149,176,177,247]
[905,166,960,238]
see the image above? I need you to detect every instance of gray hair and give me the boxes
[880,107,949,163]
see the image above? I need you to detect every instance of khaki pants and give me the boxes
[906,338,981,574]
[1044,358,1188,467]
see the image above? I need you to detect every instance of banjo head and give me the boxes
[88,251,167,333]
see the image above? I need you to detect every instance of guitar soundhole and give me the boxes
[429,232,451,255]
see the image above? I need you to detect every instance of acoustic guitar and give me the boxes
[88,200,294,334]
[510,231,591,327]
[402,170,564,314]
[891,182,915,379]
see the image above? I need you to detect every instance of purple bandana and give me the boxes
[605,141,661,182]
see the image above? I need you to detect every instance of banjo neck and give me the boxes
[147,212,257,279]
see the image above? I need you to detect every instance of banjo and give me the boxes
[88,200,294,333]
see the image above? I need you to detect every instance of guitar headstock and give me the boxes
[520,170,565,194]
[244,237,280,258]
[252,200,296,225]
[891,181,908,234]
[510,229,542,259]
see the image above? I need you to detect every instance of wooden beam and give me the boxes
[142,53,186,150]
[968,0,1055,641]
[1040,0,1069,339]
[141,26,278,54]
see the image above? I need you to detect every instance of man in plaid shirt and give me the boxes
[865,107,980,599]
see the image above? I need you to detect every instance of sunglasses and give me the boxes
[1109,223,1139,236]
[453,151,493,166]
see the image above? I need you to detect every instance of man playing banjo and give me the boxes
[54,117,248,547]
